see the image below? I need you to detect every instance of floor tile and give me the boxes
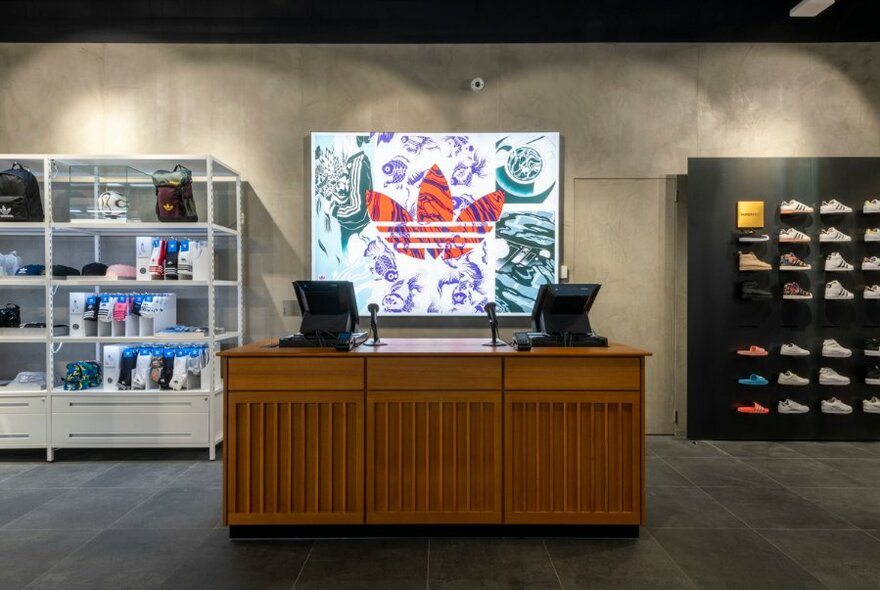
[162,529,310,590]
[663,458,780,488]
[169,461,222,488]
[646,457,692,486]
[0,529,96,590]
[745,458,864,487]
[848,442,880,457]
[429,538,559,589]
[546,537,694,589]
[758,529,880,590]
[112,487,221,530]
[4,488,153,530]
[817,458,880,487]
[81,462,191,489]
[707,441,803,458]
[295,538,427,589]
[0,462,115,489]
[647,437,727,458]
[703,486,852,529]
[647,486,745,529]
[653,528,825,590]
[0,463,38,483]
[27,528,211,590]
[0,488,64,528]
[782,441,873,459]
[796,487,880,529]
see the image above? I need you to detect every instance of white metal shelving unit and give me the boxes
[0,154,243,461]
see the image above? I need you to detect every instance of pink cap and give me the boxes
[106,264,137,279]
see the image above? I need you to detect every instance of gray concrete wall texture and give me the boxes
[1,43,879,434]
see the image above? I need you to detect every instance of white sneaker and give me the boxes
[863,256,880,271]
[820,227,851,242]
[866,228,880,242]
[820,199,852,214]
[822,338,852,358]
[778,371,810,386]
[825,252,854,271]
[819,367,850,385]
[780,200,814,215]
[821,398,853,414]
[863,397,880,414]
[865,285,880,299]
[779,399,810,414]
[781,343,810,356]
[826,280,854,300]
[864,199,880,214]
[779,228,811,243]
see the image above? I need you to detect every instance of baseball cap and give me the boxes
[81,262,108,276]
[52,265,80,277]
[15,264,44,276]
[106,264,136,279]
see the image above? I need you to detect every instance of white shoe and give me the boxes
[820,227,851,242]
[819,367,850,385]
[778,371,810,386]
[864,199,880,214]
[865,285,880,299]
[779,228,811,243]
[866,228,880,242]
[863,397,880,414]
[781,343,810,356]
[779,399,810,414]
[825,252,854,271]
[822,398,853,414]
[826,280,854,300]
[822,338,852,358]
[781,200,814,215]
[820,199,852,214]
[863,256,880,271]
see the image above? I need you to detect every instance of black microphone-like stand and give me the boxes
[482,302,507,347]
[363,303,387,347]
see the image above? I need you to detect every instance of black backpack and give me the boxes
[0,163,44,222]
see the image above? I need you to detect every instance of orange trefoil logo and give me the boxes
[366,164,504,260]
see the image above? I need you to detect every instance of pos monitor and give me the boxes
[530,283,601,335]
[293,280,360,334]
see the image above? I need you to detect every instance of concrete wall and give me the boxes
[1,43,879,434]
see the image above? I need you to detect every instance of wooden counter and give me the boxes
[219,338,651,531]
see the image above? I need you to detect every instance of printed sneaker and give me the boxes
[779,399,810,414]
[863,256,880,271]
[864,199,880,214]
[780,200,814,215]
[822,338,852,358]
[865,285,880,299]
[820,199,853,214]
[866,228,880,242]
[819,367,851,385]
[820,227,852,242]
[739,252,772,271]
[738,229,770,243]
[779,228,811,243]
[863,397,880,414]
[781,343,810,356]
[826,280,854,300]
[779,253,811,271]
[778,371,810,386]
[740,281,773,301]
[825,252,854,271]
[821,398,853,414]
[866,365,880,385]
[783,281,812,300]
[865,338,880,357]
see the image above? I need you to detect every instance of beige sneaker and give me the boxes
[739,251,772,271]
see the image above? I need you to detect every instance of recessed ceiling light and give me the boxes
[790,0,835,17]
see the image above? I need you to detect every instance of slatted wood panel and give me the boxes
[226,390,364,524]
[367,391,502,523]
[505,391,641,524]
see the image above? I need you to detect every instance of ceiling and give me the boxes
[2,0,880,43]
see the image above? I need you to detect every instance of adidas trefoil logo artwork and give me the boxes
[0,205,12,218]
[162,203,174,212]
[365,164,505,260]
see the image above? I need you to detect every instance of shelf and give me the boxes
[0,277,46,288]
[52,222,238,237]
[0,336,48,343]
[51,154,239,178]
[0,222,47,236]
[53,335,210,344]
[50,387,223,396]
[52,279,238,288]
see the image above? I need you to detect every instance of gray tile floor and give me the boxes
[1,437,880,589]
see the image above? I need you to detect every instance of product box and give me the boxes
[136,237,153,281]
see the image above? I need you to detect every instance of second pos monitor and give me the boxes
[293,280,360,334]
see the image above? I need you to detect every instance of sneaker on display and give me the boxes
[821,398,853,414]
[866,285,880,299]
[864,199,880,214]
[822,338,852,358]
[740,281,773,301]
[737,402,770,414]
[778,370,810,386]
[867,228,880,242]
[737,345,769,357]
[820,199,853,214]
[820,227,852,243]
[779,253,811,271]
[738,373,769,386]
[779,399,810,414]
[863,397,880,414]
[739,252,772,271]
[863,256,880,271]
[865,339,880,357]
[819,367,851,385]
[779,228,811,243]
[826,280,854,300]
[783,281,812,300]
[866,365,880,385]
[780,200,814,215]
[825,252,854,272]
[781,343,810,356]
[739,229,770,243]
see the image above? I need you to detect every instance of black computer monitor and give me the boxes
[530,283,601,335]
[293,280,360,334]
